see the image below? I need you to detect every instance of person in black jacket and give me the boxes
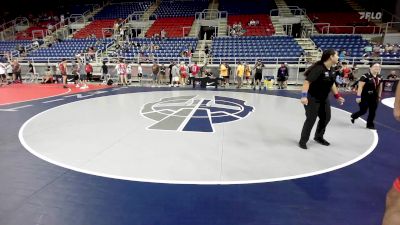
[277,63,289,89]
[350,63,382,129]
[299,49,345,150]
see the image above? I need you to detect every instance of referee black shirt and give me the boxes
[306,64,336,101]
[359,72,382,97]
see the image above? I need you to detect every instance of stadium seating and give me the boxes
[228,14,275,36]
[311,35,368,57]
[154,0,208,18]
[94,2,152,20]
[117,37,197,63]
[145,17,194,38]
[27,38,113,62]
[67,4,94,15]
[0,40,31,53]
[312,35,399,64]
[211,36,303,64]
[218,0,277,15]
[73,20,116,39]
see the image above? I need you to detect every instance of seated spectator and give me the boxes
[248,19,256,26]
[393,44,399,53]
[41,66,53,84]
[364,44,373,54]
[387,71,398,80]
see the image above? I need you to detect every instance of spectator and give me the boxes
[159,64,166,85]
[41,66,53,84]
[387,71,398,80]
[160,28,166,39]
[0,59,6,85]
[236,62,244,88]
[151,63,159,86]
[277,63,289,89]
[85,62,93,81]
[12,59,22,83]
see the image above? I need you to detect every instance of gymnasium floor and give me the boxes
[0,84,399,225]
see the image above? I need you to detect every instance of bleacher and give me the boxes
[73,20,116,39]
[283,0,353,12]
[0,40,31,53]
[118,37,197,63]
[27,38,113,62]
[218,0,276,15]
[228,14,275,36]
[154,0,209,18]
[145,17,194,38]
[67,4,94,15]
[312,35,400,64]
[94,2,152,20]
[211,36,303,64]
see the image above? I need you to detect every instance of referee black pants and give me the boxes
[351,95,378,127]
[300,97,331,144]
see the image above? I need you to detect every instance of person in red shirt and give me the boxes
[85,62,93,81]
[190,62,200,85]
[59,59,68,88]
[382,82,400,225]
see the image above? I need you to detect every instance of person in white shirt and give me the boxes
[137,63,143,85]
[127,61,133,85]
[0,60,6,85]
[6,62,13,82]
[115,59,128,86]
[171,62,180,87]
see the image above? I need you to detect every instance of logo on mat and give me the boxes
[141,95,254,132]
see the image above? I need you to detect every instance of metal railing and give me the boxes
[269,6,306,17]
[195,10,228,20]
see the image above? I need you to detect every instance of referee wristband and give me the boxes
[334,93,341,99]
[301,92,308,98]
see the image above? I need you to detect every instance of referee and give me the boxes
[299,49,345,150]
[350,63,382,129]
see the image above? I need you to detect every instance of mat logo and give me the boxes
[141,95,254,132]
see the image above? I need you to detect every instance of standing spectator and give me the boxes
[0,59,6,85]
[159,64,166,85]
[168,61,174,85]
[220,63,228,87]
[152,63,159,86]
[190,62,200,85]
[115,59,128,86]
[244,62,251,86]
[253,60,264,90]
[27,61,36,82]
[6,61,13,82]
[236,62,244,89]
[179,61,188,85]
[127,61,133,85]
[277,63,289,89]
[59,59,68,88]
[340,62,352,91]
[171,62,180,87]
[85,62,93,81]
[137,63,143,85]
[101,61,109,84]
[71,61,80,87]
[12,59,22,83]
[79,59,88,89]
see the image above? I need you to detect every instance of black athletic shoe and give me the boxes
[298,142,308,149]
[314,137,330,146]
[367,125,376,130]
